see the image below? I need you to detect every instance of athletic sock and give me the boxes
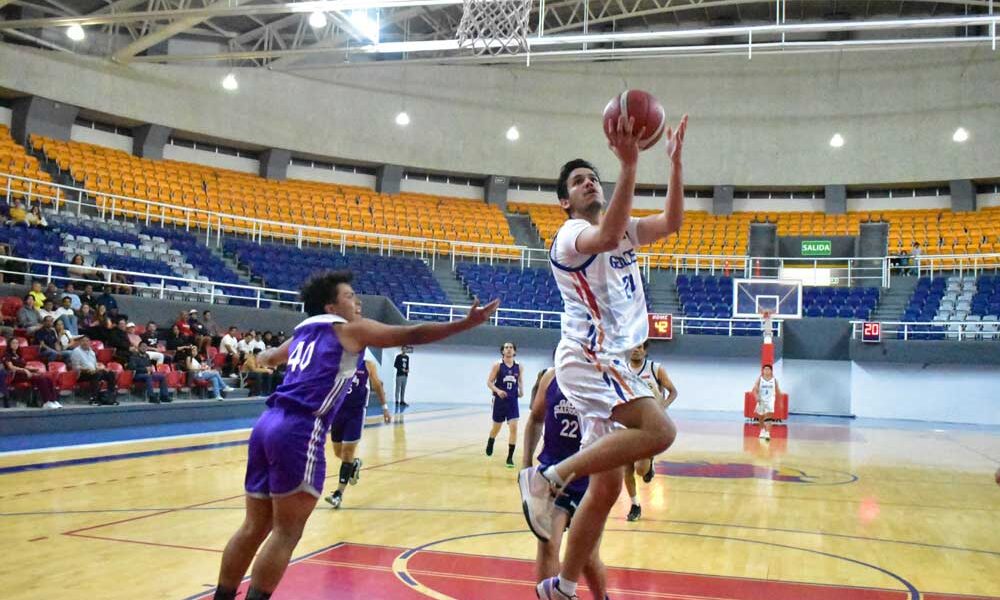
[485,437,495,456]
[506,444,516,462]
[630,495,639,505]
[212,586,237,600]
[542,465,566,488]
[557,577,578,596]
[338,461,353,485]
[245,588,271,600]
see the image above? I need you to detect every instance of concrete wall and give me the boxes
[286,164,377,189]
[400,176,483,200]
[0,106,11,127]
[162,143,258,174]
[3,43,998,187]
[70,124,133,153]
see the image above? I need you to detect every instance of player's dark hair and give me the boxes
[642,339,650,349]
[557,159,600,215]
[301,270,354,316]
[762,363,773,370]
[500,341,517,353]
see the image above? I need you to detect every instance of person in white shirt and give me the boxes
[52,296,79,335]
[251,333,267,353]
[236,331,255,355]
[521,114,688,600]
[220,326,241,376]
[752,364,781,441]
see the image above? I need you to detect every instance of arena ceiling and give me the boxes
[0,0,996,67]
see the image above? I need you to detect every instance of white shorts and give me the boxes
[554,339,656,447]
[755,399,774,415]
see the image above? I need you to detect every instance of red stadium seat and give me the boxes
[91,340,104,350]
[96,348,114,364]
[18,345,41,362]
[56,370,78,396]
[47,361,66,374]
[107,363,133,395]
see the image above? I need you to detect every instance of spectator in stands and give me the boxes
[105,318,134,364]
[241,348,276,396]
[28,280,45,307]
[53,296,78,335]
[187,309,211,355]
[142,321,161,347]
[251,331,266,353]
[910,242,923,275]
[78,283,98,309]
[94,304,109,327]
[96,288,119,316]
[17,294,43,335]
[26,206,47,229]
[36,316,73,363]
[178,348,233,401]
[62,282,82,311]
[110,271,132,295]
[236,330,255,355]
[69,336,118,406]
[219,326,241,376]
[68,254,100,285]
[38,299,57,322]
[128,342,170,404]
[44,281,59,299]
[3,337,61,409]
[54,319,78,354]
[165,324,196,354]
[126,322,142,349]
[262,331,276,348]
[8,200,28,226]
[202,310,224,345]
[78,304,98,332]
[175,310,194,339]
[0,242,19,284]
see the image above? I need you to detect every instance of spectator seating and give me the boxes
[224,239,448,313]
[802,286,879,319]
[0,124,57,201]
[29,135,516,253]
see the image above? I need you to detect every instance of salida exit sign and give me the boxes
[801,240,832,256]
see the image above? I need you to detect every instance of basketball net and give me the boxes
[456,0,533,56]
[761,310,774,342]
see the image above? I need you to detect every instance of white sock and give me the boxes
[558,578,577,596]
[542,466,566,487]
[630,495,639,505]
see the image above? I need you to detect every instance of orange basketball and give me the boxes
[602,90,667,150]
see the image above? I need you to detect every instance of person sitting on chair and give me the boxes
[128,342,171,404]
[70,336,119,406]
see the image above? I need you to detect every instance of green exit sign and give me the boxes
[802,240,832,256]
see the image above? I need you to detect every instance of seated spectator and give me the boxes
[202,310,224,345]
[165,324,196,354]
[96,289,119,318]
[26,206,48,228]
[62,282,82,310]
[38,299,58,322]
[36,316,73,363]
[242,348,277,396]
[69,336,118,406]
[105,318,134,364]
[78,304,98,332]
[52,296,79,335]
[17,294,43,335]
[219,326,241,376]
[54,319,79,355]
[78,283,99,309]
[262,331,276,348]
[68,254,100,284]
[128,342,171,404]
[44,281,59,299]
[94,304,109,327]
[178,348,233,401]
[251,332,267,353]
[28,280,46,307]
[237,330,255,355]
[4,337,60,409]
[8,200,28,226]
[126,322,142,349]
[175,311,194,339]
[187,309,211,355]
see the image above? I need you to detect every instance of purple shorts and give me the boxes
[245,407,328,499]
[330,403,365,444]
[491,395,519,423]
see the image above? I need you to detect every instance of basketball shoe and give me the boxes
[350,458,362,485]
[518,466,561,542]
[536,577,579,599]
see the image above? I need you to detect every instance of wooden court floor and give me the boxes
[1,406,998,599]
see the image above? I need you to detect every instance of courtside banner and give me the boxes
[648,313,673,340]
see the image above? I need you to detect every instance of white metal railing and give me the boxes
[6,171,1000,288]
[849,320,999,342]
[403,301,781,336]
[0,256,303,310]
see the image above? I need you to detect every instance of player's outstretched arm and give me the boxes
[522,368,555,469]
[258,337,294,368]
[636,114,688,246]
[339,298,500,353]
[574,115,642,255]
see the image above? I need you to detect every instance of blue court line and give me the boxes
[0,406,484,475]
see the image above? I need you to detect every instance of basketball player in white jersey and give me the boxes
[752,364,781,441]
[520,113,688,600]
[624,340,677,521]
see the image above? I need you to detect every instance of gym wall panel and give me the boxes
[400,177,484,200]
[286,164,377,189]
[0,106,11,127]
[70,124,133,153]
[846,195,950,212]
[162,143,258,174]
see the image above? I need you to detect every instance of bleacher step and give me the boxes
[504,213,545,249]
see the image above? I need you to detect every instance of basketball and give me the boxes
[602,90,667,150]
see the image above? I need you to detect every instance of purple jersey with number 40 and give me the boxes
[267,314,360,420]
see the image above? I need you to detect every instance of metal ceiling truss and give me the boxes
[0,0,995,66]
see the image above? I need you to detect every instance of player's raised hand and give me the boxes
[607,114,645,167]
[664,114,688,166]
[463,297,500,327]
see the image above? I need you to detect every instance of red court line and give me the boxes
[188,542,1000,600]
[69,532,222,554]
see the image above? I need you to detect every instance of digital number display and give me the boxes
[862,322,881,343]
[647,314,673,340]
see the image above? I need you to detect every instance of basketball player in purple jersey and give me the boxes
[212,271,498,600]
[523,367,608,600]
[486,341,522,467]
[324,355,391,509]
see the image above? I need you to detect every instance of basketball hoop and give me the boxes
[456,0,533,56]
[760,310,774,341]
